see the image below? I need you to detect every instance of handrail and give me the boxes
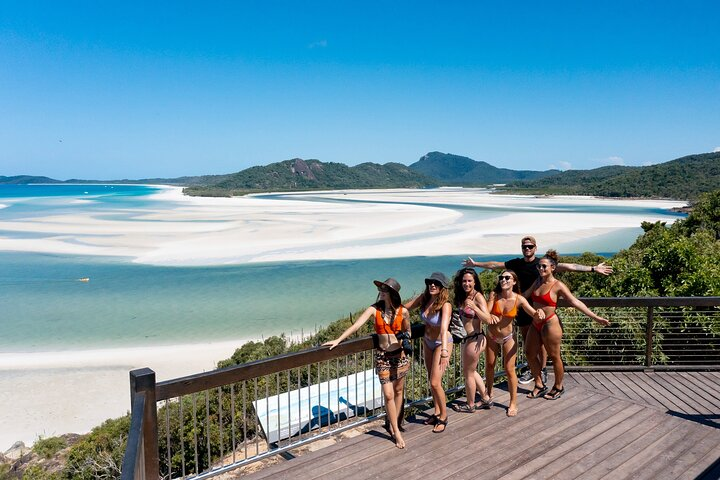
[121,391,147,480]
[122,296,720,479]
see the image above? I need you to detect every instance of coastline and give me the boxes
[0,186,687,266]
[0,186,689,451]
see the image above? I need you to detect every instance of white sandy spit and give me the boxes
[0,340,245,450]
[0,187,687,266]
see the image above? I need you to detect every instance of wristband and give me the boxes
[591,266,595,272]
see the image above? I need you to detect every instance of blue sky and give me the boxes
[1,1,719,179]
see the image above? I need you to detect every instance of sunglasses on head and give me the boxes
[522,244,536,250]
[498,275,513,282]
[425,280,442,288]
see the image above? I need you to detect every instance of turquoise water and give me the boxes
[0,185,683,353]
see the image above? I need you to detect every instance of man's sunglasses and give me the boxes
[522,244,536,250]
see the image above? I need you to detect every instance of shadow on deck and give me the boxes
[239,371,720,480]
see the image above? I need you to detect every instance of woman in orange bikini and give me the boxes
[485,269,538,416]
[324,278,411,448]
[526,250,611,400]
[450,268,494,413]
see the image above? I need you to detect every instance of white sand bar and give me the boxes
[0,187,687,265]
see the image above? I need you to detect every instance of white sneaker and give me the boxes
[518,369,533,385]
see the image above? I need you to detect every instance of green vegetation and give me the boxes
[504,152,720,200]
[183,158,437,196]
[31,437,67,460]
[408,151,558,185]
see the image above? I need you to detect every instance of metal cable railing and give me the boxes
[122,296,720,479]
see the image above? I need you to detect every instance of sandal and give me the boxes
[451,402,475,413]
[423,414,439,425]
[432,417,448,433]
[526,383,548,399]
[475,396,493,410]
[544,386,565,400]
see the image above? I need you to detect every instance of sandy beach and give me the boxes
[0,187,687,265]
[0,187,687,450]
[0,340,245,449]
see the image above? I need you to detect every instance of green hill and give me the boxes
[0,175,62,184]
[505,152,720,200]
[408,151,558,185]
[184,158,438,196]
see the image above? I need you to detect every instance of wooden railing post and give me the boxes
[130,368,159,479]
[645,306,654,368]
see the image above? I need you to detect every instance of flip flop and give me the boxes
[432,417,448,433]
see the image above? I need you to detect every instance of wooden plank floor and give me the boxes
[240,372,720,480]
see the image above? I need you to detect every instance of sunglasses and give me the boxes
[498,275,513,282]
[522,244,536,250]
[425,280,443,288]
[536,264,550,270]
[377,286,390,293]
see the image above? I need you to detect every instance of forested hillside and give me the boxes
[505,152,720,200]
[409,151,558,185]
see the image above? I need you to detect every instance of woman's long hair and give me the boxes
[422,285,449,313]
[493,269,521,295]
[452,267,483,307]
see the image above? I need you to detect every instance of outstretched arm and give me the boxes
[403,294,423,311]
[518,295,538,318]
[556,261,613,276]
[462,257,506,270]
[556,282,610,326]
[323,307,375,349]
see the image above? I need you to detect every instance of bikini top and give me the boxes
[460,292,479,319]
[532,281,558,307]
[490,294,520,318]
[374,306,404,335]
[420,309,442,327]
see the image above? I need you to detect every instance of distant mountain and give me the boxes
[409,152,559,185]
[0,174,225,186]
[505,152,720,200]
[184,158,438,195]
[0,175,62,184]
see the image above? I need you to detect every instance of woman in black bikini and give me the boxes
[450,268,494,413]
[486,270,537,416]
[526,250,611,400]
[324,278,411,448]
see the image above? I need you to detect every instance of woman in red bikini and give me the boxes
[324,278,411,448]
[450,268,494,413]
[486,270,538,416]
[526,250,611,400]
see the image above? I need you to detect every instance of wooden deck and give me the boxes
[241,371,720,480]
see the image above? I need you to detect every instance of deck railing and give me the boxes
[121,296,720,479]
